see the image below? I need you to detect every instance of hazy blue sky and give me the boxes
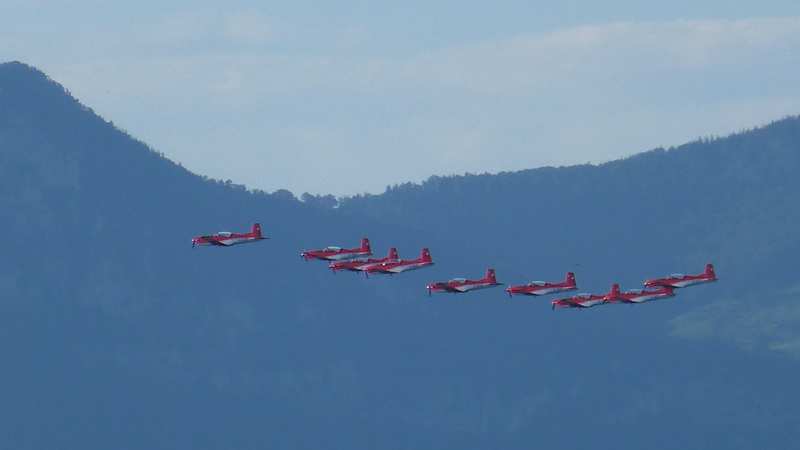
[2,1,800,196]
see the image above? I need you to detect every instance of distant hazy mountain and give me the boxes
[2,61,800,449]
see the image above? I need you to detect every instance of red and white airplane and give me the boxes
[644,264,717,289]
[505,272,578,298]
[604,283,676,304]
[551,291,609,309]
[328,247,399,275]
[192,223,268,247]
[363,248,434,275]
[427,268,502,296]
[301,238,372,261]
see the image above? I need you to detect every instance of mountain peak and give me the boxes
[0,62,187,207]
[0,60,77,110]
[0,60,47,79]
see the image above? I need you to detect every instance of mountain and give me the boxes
[2,61,800,449]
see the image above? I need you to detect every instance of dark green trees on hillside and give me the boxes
[2,61,800,449]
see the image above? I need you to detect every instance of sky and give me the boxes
[2,1,800,197]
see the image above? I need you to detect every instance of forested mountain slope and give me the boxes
[2,61,799,449]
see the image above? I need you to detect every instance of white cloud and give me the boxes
[60,16,800,98]
[387,18,800,94]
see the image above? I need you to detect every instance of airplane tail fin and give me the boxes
[610,283,620,295]
[420,248,432,263]
[566,272,576,287]
[361,238,371,253]
[706,263,716,278]
[388,247,399,259]
[487,268,498,284]
[251,223,262,238]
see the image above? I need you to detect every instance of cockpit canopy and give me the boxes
[324,246,342,252]
[668,274,685,279]
[626,289,644,294]
[575,293,592,299]
[216,232,232,237]
[449,278,467,283]
[528,281,546,287]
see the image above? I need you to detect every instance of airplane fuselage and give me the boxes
[380,261,434,274]
[645,265,717,289]
[507,272,577,297]
[646,276,716,289]
[627,290,675,303]
[552,294,607,308]
[429,281,499,293]
[330,258,397,272]
[192,223,267,248]
[193,235,265,247]
[302,238,372,261]
[607,288,676,304]
[507,285,576,296]
[308,251,370,261]
[366,258,434,275]
[428,269,501,294]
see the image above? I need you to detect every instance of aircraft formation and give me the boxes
[192,223,718,308]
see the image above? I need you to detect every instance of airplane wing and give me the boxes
[429,283,462,293]
[441,284,464,293]
[645,279,671,288]
[562,299,586,308]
